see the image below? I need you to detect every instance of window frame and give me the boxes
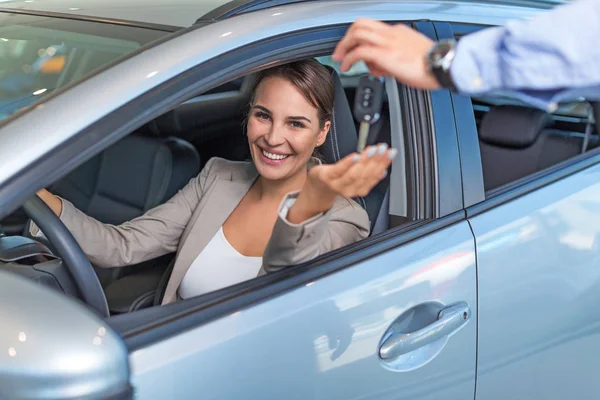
[0,22,461,348]
[111,23,462,350]
[440,22,600,217]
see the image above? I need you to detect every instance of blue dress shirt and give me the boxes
[451,0,600,111]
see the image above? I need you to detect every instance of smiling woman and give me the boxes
[0,12,166,123]
[34,59,398,304]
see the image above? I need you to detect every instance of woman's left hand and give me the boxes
[287,143,396,224]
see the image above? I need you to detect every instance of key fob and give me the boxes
[353,75,385,124]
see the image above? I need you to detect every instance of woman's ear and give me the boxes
[316,121,331,147]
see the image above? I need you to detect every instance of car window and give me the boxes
[0,13,167,123]
[472,95,597,195]
[316,56,369,76]
[449,23,598,195]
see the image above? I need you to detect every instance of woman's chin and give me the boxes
[254,160,296,181]
[255,166,290,181]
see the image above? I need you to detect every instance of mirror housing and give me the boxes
[0,270,132,399]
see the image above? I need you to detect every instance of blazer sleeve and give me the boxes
[260,192,370,274]
[30,158,218,268]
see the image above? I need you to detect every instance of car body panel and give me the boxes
[0,0,223,28]
[0,270,130,399]
[470,163,600,399]
[130,222,477,400]
[0,0,558,28]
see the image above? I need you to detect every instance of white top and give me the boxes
[177,197,302,300]
[178,227,263,299]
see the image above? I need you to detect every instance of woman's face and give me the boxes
[247,76,331,182]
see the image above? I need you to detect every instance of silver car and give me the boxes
[1,0,598,399]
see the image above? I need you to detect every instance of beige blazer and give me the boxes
[39,157,370,305]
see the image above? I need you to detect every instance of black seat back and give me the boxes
[52,135,200,225]
[479,104,600,192]
[479,106,552,191]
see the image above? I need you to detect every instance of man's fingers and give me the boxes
[333,19,392,61]
[339,46,387,73]
[333,27,387,61]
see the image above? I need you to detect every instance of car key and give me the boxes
[353,75,385,153]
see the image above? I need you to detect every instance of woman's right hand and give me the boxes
[37,189,63,217]
[287,143,396,224]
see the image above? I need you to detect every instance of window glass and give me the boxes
[0,13,167,122]
[452,24,597,194]
[316,56,369,76]
[473,97,596,194]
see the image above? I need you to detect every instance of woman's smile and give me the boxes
[259,146,292,165]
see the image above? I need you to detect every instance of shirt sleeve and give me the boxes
[450,0,600,111]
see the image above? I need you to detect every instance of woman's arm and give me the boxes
[37,189,63,216]
[262,193,370,274]
[33,158,217,268]
[288,143,395,224]
[262,144,395,273]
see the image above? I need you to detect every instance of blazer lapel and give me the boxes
[162,172,257,305]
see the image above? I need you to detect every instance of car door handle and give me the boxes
[379,303,471,360]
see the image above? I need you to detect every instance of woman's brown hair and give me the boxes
[248,59,334,129]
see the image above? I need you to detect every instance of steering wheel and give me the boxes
[22,196,109,317]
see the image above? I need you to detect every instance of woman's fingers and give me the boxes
[313,144,397,198]
[333,144,396,197]
[355,145,394,194]
[318,151,361,181]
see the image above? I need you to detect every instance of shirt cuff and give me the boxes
[277,191,326,228]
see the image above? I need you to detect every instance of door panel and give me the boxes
[470,164,600,399]
[131,222,477,399]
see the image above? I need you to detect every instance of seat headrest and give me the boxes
[479,105,552,149]
[319,67,358,163]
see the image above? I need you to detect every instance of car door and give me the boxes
[121,19,477,400]
[441,20,600,400]
[0,5,476,400]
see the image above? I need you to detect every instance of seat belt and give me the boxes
[581,105,595,153]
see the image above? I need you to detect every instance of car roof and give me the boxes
[0,0,227,29]
[0,0,565,30]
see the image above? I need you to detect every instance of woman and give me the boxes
[35,60,396,305]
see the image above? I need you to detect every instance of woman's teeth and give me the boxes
[262,150,289,160]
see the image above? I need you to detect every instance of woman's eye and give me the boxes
[255,111,270,120]
[290,121,306,129]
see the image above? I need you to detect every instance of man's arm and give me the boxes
[333,0,600,111]
[452,0,600,111]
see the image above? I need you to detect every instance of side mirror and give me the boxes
[0,270,132,400]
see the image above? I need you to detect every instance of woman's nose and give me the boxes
[264,124,286,146]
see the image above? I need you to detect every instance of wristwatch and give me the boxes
[425,39,458,91]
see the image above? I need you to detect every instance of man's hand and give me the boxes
[286,144,396,224]
[332,19,440,90]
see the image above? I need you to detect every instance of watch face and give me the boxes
[429,40,455,68]
[434,41,452,58]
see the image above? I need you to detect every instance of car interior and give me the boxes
[0,57,396,315]
[473,99,599,193]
